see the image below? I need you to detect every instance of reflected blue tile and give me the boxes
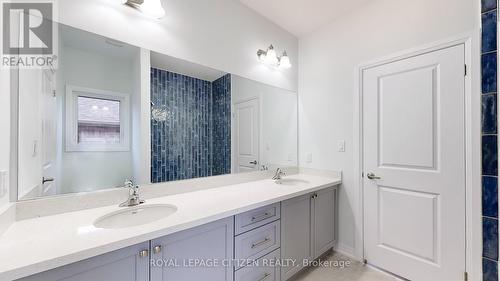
[483,135,498,176]
[483,176,499,218]
[482,53,498,94]
[483,11,498,53]
[484,258,498,281]
[482,94,498,134]
[482,0,497,12]
[150,68,231,183]
[484,217,499,260]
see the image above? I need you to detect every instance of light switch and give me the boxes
[338,140,346,152]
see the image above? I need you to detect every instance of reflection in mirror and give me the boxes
[16,23,298,200]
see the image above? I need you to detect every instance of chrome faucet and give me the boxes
[272,168,286,182]
[120,179,145,207]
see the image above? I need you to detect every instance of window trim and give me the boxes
[65,85,130,152]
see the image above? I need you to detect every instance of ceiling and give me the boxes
[151,51,227,82]
[61,24,138,60]
[239,0,372,37]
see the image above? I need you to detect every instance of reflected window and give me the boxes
[66,86,130,152]
[77,97,121,144]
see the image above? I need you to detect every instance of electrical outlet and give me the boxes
[338,140,346,152]
[306,153,313,163]
[0,170,7,198]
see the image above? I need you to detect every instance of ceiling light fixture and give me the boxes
[123,0,165,19]
[256,44,292,69]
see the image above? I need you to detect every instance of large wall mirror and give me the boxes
[15,22,298,201]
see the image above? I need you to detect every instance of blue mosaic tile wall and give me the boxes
[212,74,232,176]
[482,1,499,280]
[150,68,231,183]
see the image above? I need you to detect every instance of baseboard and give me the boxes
[333,242,359,261]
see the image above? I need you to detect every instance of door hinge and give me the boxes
[464,271,468,281]
[362,172,364,178]
[464,64,467,76]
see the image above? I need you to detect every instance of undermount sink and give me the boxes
[276,178,310,186]
[94,204,177,229]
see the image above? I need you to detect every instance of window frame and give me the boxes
[65,85,130,152]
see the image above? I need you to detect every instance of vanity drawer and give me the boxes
[235,203,280,235]
[235,220,280,266]
[235,249,281,281]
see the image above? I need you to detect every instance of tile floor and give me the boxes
[292,252,398,281]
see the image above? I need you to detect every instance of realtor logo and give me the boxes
[1,1,56,68]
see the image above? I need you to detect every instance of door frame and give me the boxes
[353,33,481,280]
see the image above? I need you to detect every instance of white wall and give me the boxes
[298,0,478,256]
[58,46,136,193]
[131,48,151,185]
[231,75,298,172]
[56,0,298,92]
[0,69,10,207]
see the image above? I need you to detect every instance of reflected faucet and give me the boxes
[272,168,286,182]
[119,179,145,207]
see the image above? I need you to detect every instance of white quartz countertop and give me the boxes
[0,174,341,281]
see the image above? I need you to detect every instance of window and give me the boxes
[66,86,130,151]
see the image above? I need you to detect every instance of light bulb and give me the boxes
[279,51,291,69]
[139,0,165,18]
[264,45,278,65]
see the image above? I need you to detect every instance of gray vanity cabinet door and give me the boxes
[18,242,150,281]
[280,193,312,280]
[312,187,335,259]
[150,217,234,281]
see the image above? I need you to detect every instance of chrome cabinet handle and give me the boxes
[249,160,258,165]
[367,173,381,180]
[251,238,270,249]
[251,212,270,222]
[153,245,162,254]
[258,273,271,281]
[139,250,149,258]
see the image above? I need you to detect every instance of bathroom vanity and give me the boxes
[0,174,340,281]
[2,13,341,281]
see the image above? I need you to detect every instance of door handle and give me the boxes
[366,173,381,180]
[249,160,258,165]
[42,177,55,184]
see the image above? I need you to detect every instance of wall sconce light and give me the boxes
[257,44,292,69]
[123,0,165,19]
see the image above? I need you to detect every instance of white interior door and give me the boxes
[363,45,465,281]
[40,70,57,196]
[235,99,259,172]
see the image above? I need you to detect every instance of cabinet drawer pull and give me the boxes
[139,250,149,258]
[251,212,271,222]
[153,245,162,254]
[258,273,271,281]
[251,238,270,249]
